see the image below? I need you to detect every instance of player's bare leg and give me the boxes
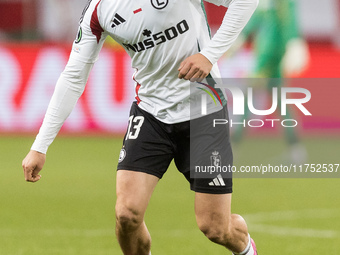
[115,170,159,255]
[195,193,255,254]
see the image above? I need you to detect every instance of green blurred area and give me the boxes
[0,136,339,254]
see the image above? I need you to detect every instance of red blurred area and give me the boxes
[0,2,23,30]
[302,42,340,78]
[0,1,37,31]
[0,42,339,134]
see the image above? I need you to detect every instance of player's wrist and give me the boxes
[31,143,48,155]
[198,51,216,66]
[30,149,46,155]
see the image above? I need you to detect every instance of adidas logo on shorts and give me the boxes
[208,174,226,186]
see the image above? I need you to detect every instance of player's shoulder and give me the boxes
[96,0,122,9]
[79,0,118,26]
[203,0,231,7]
[93,0,124,20]
[83,0,117,14]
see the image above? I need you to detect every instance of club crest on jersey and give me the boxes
[151,0,169,10]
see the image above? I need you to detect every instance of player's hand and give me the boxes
[22,150,46,182]
[178,53,213,82]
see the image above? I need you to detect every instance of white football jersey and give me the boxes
[31,0,258,153]
[72,0,227,123]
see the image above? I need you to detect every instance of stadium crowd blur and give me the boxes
[0,0,339,45]
[0,0,339,135]
[0,0,84,42]
[1,0,340,76]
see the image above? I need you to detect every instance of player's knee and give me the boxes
[197,219,231,244]
[115,205,144,233]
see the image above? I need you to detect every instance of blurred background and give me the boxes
[0,1,340,254]
[0,0,339,134]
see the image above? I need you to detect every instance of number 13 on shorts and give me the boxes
[126,115,145,140]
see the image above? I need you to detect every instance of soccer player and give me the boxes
[232,0,309,163]
[22,0,258,254]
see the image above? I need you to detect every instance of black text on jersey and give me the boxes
[123,20,189,53]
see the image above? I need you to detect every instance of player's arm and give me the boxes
[22,0,108,182]
[225,7,262,58]
[178,0,258,81]
[22,59,94,182]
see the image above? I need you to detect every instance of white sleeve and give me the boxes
[31,0,108,154]
[31,59,93,154]
[200,0,258,64]
[204,0,233,8]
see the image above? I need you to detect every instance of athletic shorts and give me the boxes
[117,102,233,194]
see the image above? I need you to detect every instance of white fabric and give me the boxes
[31,58,93,153]
[200,0,259,64]
[31,0,257,153]
[204,0,233,8]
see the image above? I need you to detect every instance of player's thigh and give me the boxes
[194,192,232,228]
[116,170,159,218]
[180,105,233,194]
[117,102,174,178]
